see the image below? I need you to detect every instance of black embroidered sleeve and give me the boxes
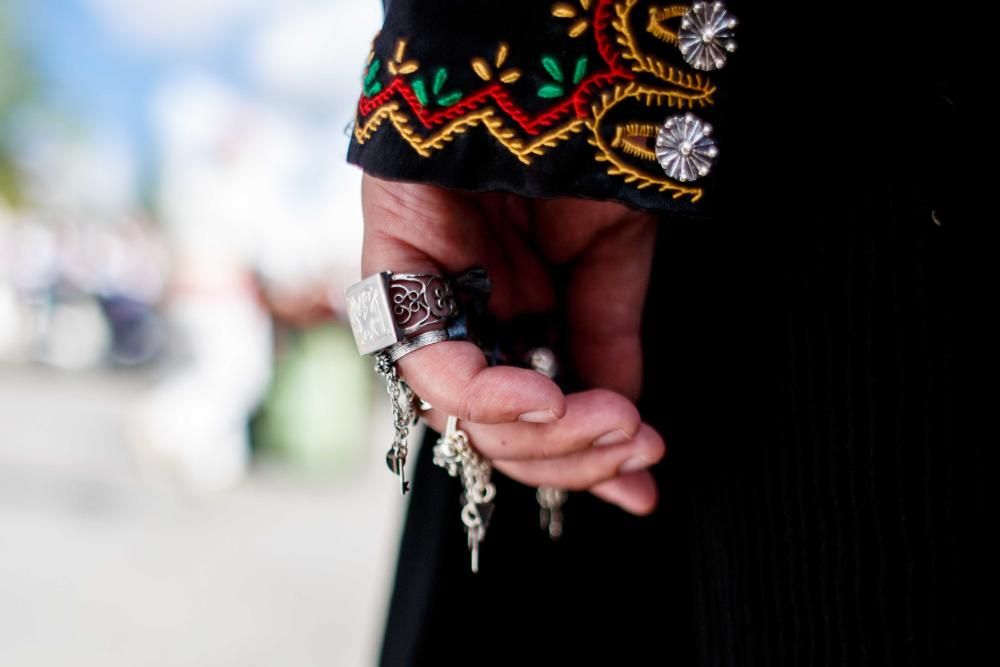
[346,0,739,217]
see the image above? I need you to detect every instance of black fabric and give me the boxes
[345,2,982,665]
[347,0,736,218]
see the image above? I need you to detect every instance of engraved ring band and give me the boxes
[345,271,464,361]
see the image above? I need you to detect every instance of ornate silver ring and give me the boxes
[344,271,461,356]
[387,328,451,362]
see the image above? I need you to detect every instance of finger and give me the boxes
[361,174,565,423]
[400,344,565,423]
[532,197,637,262]
[492,423,665,490]
[361,173,490,275]
[420,388,641,459]
[361,174,553,317]
[589,471,660,516]
[567,215,657,401]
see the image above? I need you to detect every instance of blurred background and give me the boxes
[0,1,409,665]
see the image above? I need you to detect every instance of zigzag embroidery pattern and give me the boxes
[352,0,717,201]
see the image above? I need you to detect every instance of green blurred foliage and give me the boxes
[0,3,34,205]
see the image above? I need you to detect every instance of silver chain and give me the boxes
[536,486,568,539]
[528,347,568,539]
[433,415,496,573]
[374,351,417,495]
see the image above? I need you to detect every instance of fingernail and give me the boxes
[518,409,557,424]
[593,429,631,447]
[620,456,652,474]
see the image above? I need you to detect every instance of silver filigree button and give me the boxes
[655,112,718,182]
[679,2,738,71]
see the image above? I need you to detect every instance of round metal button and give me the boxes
[655,112,719,182]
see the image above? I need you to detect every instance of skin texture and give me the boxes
[361,172,664,515]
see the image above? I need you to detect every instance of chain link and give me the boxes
[375,351,417,494]
[433,417,496,573]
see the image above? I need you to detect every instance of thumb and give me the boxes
[359,173,566,423]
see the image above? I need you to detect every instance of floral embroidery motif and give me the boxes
[411,67,463,107]
[470,43,522,84]
[352,0,734,202]
[537,54,589,98]
[551,1,593,38]
[387,38,419,76]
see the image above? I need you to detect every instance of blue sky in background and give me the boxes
[9,0,380,183]
[13,0,253,177]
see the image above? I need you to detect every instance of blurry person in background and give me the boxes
[129,81,275,491]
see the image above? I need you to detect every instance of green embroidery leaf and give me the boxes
[432,67,448,95]
[541,55,564,82]
[411,77,429,106]
[367,81,383,96]
[363,58,380,86]
[537,83,564,98]
[437,91,462,106]
[572,56,588,85]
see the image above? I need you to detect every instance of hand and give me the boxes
[361,172,664,515]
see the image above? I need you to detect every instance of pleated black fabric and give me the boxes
[346,2,982,664]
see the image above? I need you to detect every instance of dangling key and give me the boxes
[536,486,567,540]
[386,450,410,495]
[528,348,568,540]
[376,351,415,495]
[468,527,481,573]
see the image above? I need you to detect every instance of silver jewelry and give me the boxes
[536,486,569,539]
[528,346,568,540]
[374,351,418,495]
[387,328,451,363]
[387,273,459,336]
[655,112,719,182]
[345,271,460,356]
[347,270,467,494]
[433,415,496,573]
[678,2,738,71]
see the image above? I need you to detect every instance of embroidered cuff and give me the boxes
[346,0,740,217]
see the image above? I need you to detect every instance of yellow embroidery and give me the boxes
[645,5,688,46]
[552,1,591,38]
[552,3,577,17]
[353,102,401,143]
[496,42,509,67]
[610,0,715,108]
[388,38,419,76]
[519,119,588,162]
[611,122,658,161]
[587,82,703,199]
[355,103,586,166]
[471,57,492,81]
[365,31,380,65]
[469,43,521,84]
[353,0,718,203]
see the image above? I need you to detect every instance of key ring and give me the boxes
[432,415,496,573]
[346,267,491,495]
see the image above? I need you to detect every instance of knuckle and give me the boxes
[455,388,481,423]
[456,378,503,424]
[534,435,557,460]
[587,389,641,433]
[615,402,642,436]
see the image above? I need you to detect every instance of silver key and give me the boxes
[537,486,568,540]
[434,415,495,573]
